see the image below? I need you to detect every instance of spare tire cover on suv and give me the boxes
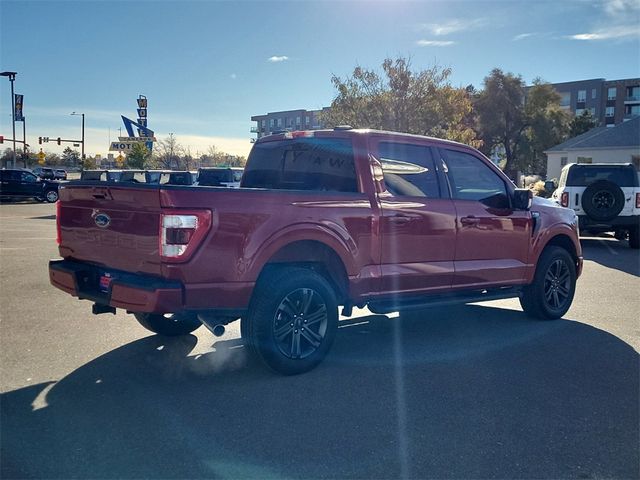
[581,180,625,221]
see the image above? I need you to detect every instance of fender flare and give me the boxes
[243,222,358,281]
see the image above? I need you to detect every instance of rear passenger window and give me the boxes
[443,149,510,208]
[378,142,440,198]
[242,138,358,192]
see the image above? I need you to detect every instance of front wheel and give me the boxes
[133,312,201,336]
[246,267,338,375]
[520,246,577,320]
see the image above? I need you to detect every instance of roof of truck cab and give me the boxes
[254,128,471,150]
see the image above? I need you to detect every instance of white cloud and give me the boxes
[420,18,487,36]
[513,32,536,41]
[567,0,639,41]
[603,0,640,16]
[267,55,289,63]
[416,39,457,47]
[567,24,639,41]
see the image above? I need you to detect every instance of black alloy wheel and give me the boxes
[272,287,329,360]
[520,246,577,320]
[543,259,571,311]
[246,267,338,375]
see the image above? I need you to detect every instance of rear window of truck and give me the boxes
[566,165,638,187]
[242,138,358,193]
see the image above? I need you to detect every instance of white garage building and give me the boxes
[545,116,640,181]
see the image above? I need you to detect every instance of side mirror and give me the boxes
[513,188,533,210]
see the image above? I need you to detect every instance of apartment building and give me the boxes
[529,77,640,127]
[250,107,330,139]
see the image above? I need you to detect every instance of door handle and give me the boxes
[460,215,481,226]
[389,215,413,224]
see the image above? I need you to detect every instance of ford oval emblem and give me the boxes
[94,213,111,228]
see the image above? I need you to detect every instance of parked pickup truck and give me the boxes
[50,128,583,374]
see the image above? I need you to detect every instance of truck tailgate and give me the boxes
[58,184,162,275]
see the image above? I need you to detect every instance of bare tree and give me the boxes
[153,133,183,169]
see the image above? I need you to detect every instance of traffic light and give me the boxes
[57,137,61,145]
[39,136,42,144]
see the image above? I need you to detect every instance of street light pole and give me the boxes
[0,71,17,168]
[22,117,27,167]
[70,112,85,168]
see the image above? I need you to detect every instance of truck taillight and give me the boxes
[636,192,640,209]
[561,192,569,208]
[160,210,212,262]
[56,200,62,245]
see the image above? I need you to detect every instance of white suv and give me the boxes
[552,163,640,249]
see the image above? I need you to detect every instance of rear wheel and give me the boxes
[246,267,338,375]
[520,246,576,320]
[44,189,59,203]
[629,226,640,249]
[133,312,201,336]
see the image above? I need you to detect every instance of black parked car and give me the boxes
[54,169,67,180]
[0,169,60,203]
[32,167,56,180]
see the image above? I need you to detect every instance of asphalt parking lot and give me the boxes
[1,201,638,479]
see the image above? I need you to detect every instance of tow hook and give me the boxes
[92,303,116,315]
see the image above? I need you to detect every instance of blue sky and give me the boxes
[1,0,639,157]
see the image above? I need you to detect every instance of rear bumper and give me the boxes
[578,215,640,231]
[49,259,252,314]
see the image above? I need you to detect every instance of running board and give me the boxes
[368,287,523,314]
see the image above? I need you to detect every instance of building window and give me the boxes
[628,86,640,100]
[296,116,301,125]
[577,90,586,102]
[261,120,266,127]
[561,157,568,167]
[592,88,597,99]
[589,107,596,116]
[626,105,640,116]
[605,106,615,117]
[607,87,617,100]
[269,118,275,127]
[575,108,585,116]
[277,118,282,127]
[305,116,310,125]
[559,92,571,107]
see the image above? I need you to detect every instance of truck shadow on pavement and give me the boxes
[580,236,640,277]
[2,304,638,479]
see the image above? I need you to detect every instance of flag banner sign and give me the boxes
[14,94,24,121]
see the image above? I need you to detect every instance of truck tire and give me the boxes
[133,312,201,336]
[629,226,640,249]
[44,189,59,203]
[520,246,576,320]
[246,267,338,375]
[581,180,624,222]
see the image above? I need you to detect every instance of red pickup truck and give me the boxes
[50,128,583,374]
